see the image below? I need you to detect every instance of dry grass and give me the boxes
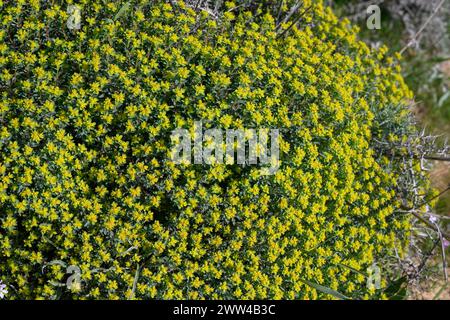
[409,268,450,300]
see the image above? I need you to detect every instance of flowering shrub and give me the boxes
[0,0,414,299]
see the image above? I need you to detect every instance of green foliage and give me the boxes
[0,0,415,299]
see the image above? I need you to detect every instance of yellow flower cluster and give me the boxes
[0,0,413,299]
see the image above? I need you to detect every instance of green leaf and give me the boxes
[433,283,449,300]
[383,276,408,300]
[438,91,450,108]
[300,279,349,300]
[389,287,407,300]
[114,2,131,21]
[337,263,368,277]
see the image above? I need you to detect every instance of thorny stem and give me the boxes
[401,186,450,212]
[417,239,440,275]
[423,155,450,162]
[276,0,301,29]
[399,0,446,55]
[410,211,450,240]
[437,228,448,282]
[276,5,313,39]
